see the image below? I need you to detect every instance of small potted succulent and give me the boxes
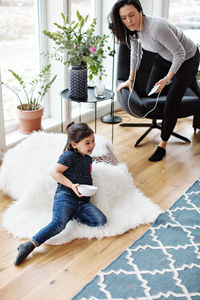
[2,64,57,134]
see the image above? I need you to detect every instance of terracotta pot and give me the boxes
[16,104,44,134]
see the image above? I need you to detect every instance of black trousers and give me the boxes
[146,47,200,141]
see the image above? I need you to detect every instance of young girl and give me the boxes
[14,122,107,265]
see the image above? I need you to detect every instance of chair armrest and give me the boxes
[185,80,200,96]
[116,80,146,117]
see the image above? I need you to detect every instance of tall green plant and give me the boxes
[2,65,57,110]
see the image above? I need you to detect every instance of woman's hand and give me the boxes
[71,183,83,198]
[156,74,173,93]
[155,78,168,93]
[117,79,133,92]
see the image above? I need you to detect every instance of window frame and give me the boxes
[0,0,125,155]
[0,71,6,159]
[1,0,41,135]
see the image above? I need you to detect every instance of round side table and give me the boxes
[59,86,114,140]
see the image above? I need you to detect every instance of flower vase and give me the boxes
[94,76,105,99]
[68,66,88,100]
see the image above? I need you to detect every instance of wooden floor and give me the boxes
[0,111,200,300]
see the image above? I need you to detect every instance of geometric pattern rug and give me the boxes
[72,179,200,300]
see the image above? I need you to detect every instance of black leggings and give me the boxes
[146,47,200,141]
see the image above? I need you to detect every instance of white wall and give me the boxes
[100,1,116,92]
[101,0,120,105]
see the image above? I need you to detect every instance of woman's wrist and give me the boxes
[164,76,172,85]
[129,70,135,82]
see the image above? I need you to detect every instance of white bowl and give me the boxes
[78,184,98,197]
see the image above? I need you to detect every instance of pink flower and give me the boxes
[90,46,97,53]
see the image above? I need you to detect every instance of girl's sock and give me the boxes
[14,241,35,266]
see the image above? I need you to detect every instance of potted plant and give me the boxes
[2,64,57,134]
[43,11,115,99]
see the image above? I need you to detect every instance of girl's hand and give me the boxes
[117,79,133,92]
[71,183,83,197]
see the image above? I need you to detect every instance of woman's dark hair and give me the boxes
[108,0,143,43]
[63,122,94,152]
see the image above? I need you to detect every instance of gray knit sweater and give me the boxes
[130,15,197,74]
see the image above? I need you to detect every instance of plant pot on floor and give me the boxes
[16,104,44,134]
[68,66,88,100]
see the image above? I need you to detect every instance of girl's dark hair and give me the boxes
[63,122,94,152]
[108,0,143,43]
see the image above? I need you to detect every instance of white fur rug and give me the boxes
[0,132,162,245]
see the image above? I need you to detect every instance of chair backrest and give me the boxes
[117,43,156,97]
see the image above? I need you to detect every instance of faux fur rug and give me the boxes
[0,132,162,245]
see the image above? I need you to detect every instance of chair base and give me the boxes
[193,114,200,131]
[120,119,191,147]
[101,115,122,124]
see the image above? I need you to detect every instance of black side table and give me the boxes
[59,86,114,139]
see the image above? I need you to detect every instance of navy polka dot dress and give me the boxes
[56,150,93,201]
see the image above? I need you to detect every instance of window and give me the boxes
[0,0,39,133]
[70,0,94,120]
[69,0,115,122]
[169,0,200,44]
[0,0,116,154]
[71,0,92,21]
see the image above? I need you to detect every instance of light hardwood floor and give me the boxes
[0,111,200,300]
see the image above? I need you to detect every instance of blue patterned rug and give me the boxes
[72,180,200,300]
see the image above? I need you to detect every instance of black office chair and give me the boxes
[117,43,200,146]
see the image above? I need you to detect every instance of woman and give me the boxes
[109,0,200,161]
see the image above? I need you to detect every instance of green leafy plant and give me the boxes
[43,11,115,80]
[2,65,57,110]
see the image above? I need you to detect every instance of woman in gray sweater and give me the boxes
[109,0,200,161]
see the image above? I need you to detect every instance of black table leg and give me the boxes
[61,96,63,133]
[79,103,81,122]
[95,102,97,133]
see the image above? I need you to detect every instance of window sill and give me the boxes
[6,117,61,149]
[5,100,121,150]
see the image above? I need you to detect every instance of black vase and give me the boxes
[68,66,88,100]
